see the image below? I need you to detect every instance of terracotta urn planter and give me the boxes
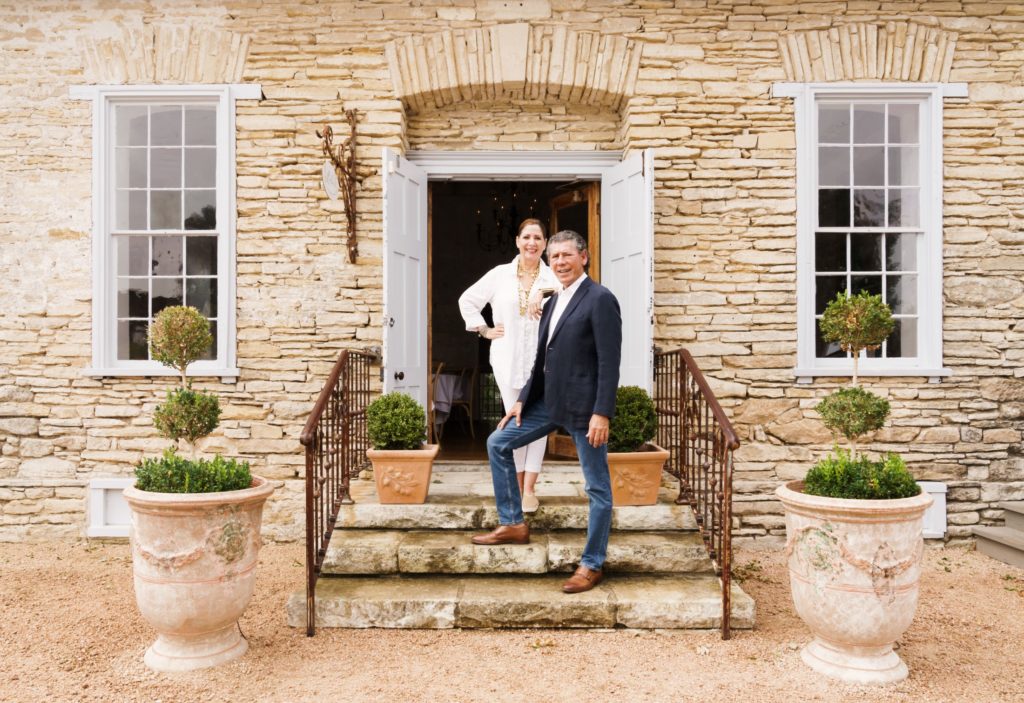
[608,443,670,506]
[368,443,440,504]
[775,480,932,685]
[124,477,274,673]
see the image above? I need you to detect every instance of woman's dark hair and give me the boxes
[517,218,547,239]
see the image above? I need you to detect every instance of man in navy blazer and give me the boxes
[472,230,622,594]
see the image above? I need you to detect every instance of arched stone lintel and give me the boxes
[778,21,958,83]
[385,23,643,114]
[80,24,250,84]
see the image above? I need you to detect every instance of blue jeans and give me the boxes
[485,399,612,571]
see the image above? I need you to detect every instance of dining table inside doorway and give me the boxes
[432,370,470,440]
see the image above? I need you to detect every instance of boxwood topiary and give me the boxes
[366,392,428,450]
[153,387,221,447]
[135,306,249,493]
[819,291,894,386]
[135,447,252,494]
[608,385,658,453]
[803,448,920,500]
[808,291,921,500]
[148,306,213,388]
[817,386,890,456]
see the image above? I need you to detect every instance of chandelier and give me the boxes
[475,183,538,254]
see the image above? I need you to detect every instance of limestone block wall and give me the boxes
[407,101,622,150]
[0,1,1022,544]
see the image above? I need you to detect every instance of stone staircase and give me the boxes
[287,463,754,630]
[974,501,1024,569]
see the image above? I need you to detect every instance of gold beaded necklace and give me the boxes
[517,259,540,316]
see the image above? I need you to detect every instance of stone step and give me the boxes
[322,530,715,576]
[974,525,1024,569]
[430,462,583,473]
[287,574,754,630]
[998,501,1024,532]
[340,485,696,532]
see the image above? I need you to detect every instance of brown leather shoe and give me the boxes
[471,523,530,545]
[562,565,603,593]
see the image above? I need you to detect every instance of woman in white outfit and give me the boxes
[459,219,558,513]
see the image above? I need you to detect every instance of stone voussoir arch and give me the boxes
[80,23,251,84]
[778,20,958,83]
[385,22,643,114]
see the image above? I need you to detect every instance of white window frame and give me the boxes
[70,84,260,379]
[773,82,966,381]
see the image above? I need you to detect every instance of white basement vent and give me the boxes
[87,478,134,538]
[918,481,948,540]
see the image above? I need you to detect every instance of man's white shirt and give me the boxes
[547,273,588,344]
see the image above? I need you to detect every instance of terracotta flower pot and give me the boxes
[367,444,440,504]
[775,480,932,685]
[124,477,274,672]
[608,443,670,506]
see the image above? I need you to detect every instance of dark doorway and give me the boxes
[429,180,598,459]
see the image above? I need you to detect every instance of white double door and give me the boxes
[382,147,654,410]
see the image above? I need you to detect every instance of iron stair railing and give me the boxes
[654,347,740,639]
[300,348,378,636]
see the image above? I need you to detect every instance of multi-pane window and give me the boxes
[774,80,953,378]
[814,100,923,362]
[111,103,219,361]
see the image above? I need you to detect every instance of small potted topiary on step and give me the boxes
[607,386,670,506]
[123,306,274,673]
[775,291,932,686]
[365,391,439,504]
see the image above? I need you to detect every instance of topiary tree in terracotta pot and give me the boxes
[607,386,669,506]
[776,291,931,685]
[365,391,438,504]
[124,306,274,673]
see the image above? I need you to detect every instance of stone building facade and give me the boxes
[1,1,1021,544]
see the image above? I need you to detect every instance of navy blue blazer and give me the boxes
[517,276,622,431]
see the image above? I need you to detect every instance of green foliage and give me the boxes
[136,307,245,494]
[608,385,658,453]
[819,291,895,356]
[153,387,221,445]
[809,291,912,500]
[817,386,890,444]
[148,306,213,385]
[803,448,920,500]
[134,447,252,494]
[366,392,427,450]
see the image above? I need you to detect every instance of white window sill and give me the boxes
[793,367,952,383]
[83,367,240,381]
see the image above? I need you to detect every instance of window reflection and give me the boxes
[853,189,884,227]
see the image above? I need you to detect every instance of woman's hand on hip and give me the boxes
[480,324,505,340]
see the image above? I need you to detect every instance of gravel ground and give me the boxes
[0,540,1022,703]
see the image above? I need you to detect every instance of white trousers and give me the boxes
[497,379,545,474]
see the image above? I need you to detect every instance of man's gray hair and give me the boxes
[549,229,587,254]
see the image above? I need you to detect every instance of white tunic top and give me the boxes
[458,256,559,391]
